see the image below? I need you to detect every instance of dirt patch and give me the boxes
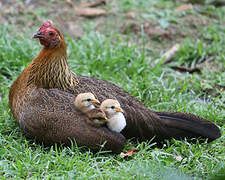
[0,0,224,59]
[122,22,187,40]
[182,14,209,28]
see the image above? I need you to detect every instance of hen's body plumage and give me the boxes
[9,22,221,153]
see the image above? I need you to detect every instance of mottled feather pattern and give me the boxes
[18,88,126,152]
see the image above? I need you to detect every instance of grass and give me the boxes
[0,0,225,179]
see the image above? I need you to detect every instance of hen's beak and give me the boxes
[32,31,44,39]
[91,98,100,105]
[116,107,123,113]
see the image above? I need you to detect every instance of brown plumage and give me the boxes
[9,21,221,153]
[86,109,109,127]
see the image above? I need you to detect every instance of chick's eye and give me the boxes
[111,106,115,109]
[87,99,91,102]
[49,32,54,36]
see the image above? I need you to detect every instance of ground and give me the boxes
[0,0,224,179]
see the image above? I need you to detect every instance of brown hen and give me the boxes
[9,21,221,153]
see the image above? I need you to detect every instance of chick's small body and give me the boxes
[107,112,126,133]
[100,99,126,133]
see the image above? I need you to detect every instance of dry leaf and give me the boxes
[143,23,171,39]
[78,0,106,8]
[120,148,139,158]
[162,44,180,64]
[65,0,74,7]
[175,155,183,161]
[122,22,175,39]
[126,12,136,19]
[175,4,193,13]
[75,7,106,17]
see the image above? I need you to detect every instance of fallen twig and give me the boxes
[201,56,216,63]
[162,44,180,64]
[75,7,106,17]
[170,66,201,74]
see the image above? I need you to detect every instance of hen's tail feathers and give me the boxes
[155,111,221,142]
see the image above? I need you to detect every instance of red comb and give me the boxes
[38,20,53,31]
[43,20,52,27]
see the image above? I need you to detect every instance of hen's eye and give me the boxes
[49,32,54,36]
[87,99,91,102]
[111,106,115,109]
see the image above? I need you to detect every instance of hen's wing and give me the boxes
[71,75,221,142]
[19,87,126,153]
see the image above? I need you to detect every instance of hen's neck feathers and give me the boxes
[27,35,77,91]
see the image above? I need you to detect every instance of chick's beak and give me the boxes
[32,31,44,39]
[105,118,110,123]
[116,107,123,113]
[91,98,100,105]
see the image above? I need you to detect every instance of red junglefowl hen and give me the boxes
[9,21,221,153]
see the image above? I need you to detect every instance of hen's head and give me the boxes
[33,21,62,48]
[75,93,100,113]
[100,99,123,116]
